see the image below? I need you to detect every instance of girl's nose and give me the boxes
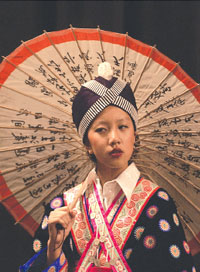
[108,129,121,146]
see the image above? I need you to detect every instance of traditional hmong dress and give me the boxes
[19,163,196,272]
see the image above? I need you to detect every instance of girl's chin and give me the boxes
[98,161,128,171]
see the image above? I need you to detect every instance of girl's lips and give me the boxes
[109,149,123,158]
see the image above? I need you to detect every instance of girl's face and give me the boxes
[87,106,135,176]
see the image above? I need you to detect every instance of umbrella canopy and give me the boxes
[0,26,199,256]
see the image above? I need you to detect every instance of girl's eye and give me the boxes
[119,125,128,129]
[95,127,106,133]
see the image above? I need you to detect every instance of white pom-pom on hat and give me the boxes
[98,62,113,80]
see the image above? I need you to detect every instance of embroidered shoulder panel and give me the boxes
[64,184,92,255]
[111,178,159,249]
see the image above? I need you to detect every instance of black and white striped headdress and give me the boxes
[72,62,138,142]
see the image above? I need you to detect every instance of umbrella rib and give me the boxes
[43,30,82,87]
[21,40,76,96]
[140,138,200,152]
[70,25,93,80]
[0,153,88,201]
[1,27,200,242]
[137,62,180,111]
[0,83,72,117]
[133,45,156,94]
[134,155,200,192]
[2,56,72,107]
[97,26,106,62]
[0,126,79,149]
[0,147,86,176]
[141,144,200,171]
[138,110,200,130]
[156,158,200,192]
[0,124,77,136]
[14,160,91,224]
[132,150,157,156]
[121,32,128,80]
[0,104,77,135]
[138,85,199,122]
[138,130,200,137]
[180,217,200,245]
[139,165,200,213]
[0,139,83,155]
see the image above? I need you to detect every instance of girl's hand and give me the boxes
[47,206,76,265]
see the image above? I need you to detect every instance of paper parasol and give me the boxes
[0,26,199,256]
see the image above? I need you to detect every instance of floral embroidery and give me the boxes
[113,227,121,236]
[33,239,42,252]
[134,226,145,240]
[124,248,133,259]
[140,192,148,199]
[77,238,87,249]
[169,245,180,258]
[131,193,140,202]
[60,252,66,266]
[146,205,158,219]
[143,235,156,249]
[159,219,171,232]
[142,180,151,186]
[144,185,152,192]
[183,241,190,254]
[48,266,56,272]
[78,222,86,229]
[116,219,124,228]
[115,260,124,271]
[75,229,83,239]
[76,212,84,221]
[126,200,135,209]
[128,208,137,217]
[173,213,180,226]
[114,234,123,246]
[124,216,132,226]
[157,191,169,201]
[50,197,63,209]
[41,215,48,230]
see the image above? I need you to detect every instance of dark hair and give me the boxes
[83,131,97,163]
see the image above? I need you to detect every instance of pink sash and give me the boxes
[89,268,112,272]
[64,178,159,271]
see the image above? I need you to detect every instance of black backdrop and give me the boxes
[0,1,200,271]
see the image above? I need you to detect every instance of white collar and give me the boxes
[110,162,140,202]
[85,163,140,203]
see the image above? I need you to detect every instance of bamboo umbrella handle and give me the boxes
[56,178,89,230]
[68,179,88,210]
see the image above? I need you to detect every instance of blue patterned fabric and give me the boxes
[19,247,68,272]
[19,248,47,272]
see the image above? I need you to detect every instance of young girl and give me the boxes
[20,62,196,272]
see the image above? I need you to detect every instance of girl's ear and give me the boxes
[86,145,93,155]
[84,139,93,154]
[84,133,94,155]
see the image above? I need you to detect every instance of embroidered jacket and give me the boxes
[19,167,196,272]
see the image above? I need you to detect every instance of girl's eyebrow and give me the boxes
[92,120,108,127]
[117,117,131,122]
[93,117,130,126]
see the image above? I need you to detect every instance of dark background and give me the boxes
[0,1,200,271]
